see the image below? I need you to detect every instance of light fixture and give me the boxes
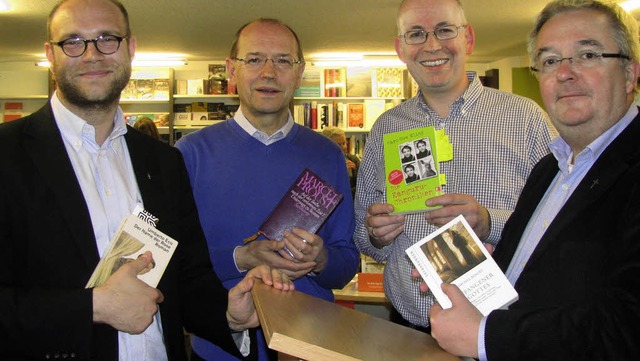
[620,0,640,11]
[35,53,188,68]
[310,53,404,68]
[0,0,10,12]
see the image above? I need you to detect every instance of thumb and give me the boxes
[125,251,155,276]
[441,283,465,304]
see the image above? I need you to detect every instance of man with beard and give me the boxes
[0,0,293,360]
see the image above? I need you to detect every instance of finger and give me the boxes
[125,251,155,276]
[440,283,465,304]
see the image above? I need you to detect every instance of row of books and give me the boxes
[292,99,394,131]
[1,101,27,123]
[175,64,237,96]
[295,66,411,99]
[121,78,170,101]
[173,102,238,126]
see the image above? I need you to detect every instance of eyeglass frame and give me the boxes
[529,51,630,74]
[50,35,128,58]
[232,56,304,70]
[398,24,468,45]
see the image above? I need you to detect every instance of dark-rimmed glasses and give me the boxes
[530,51,630,74]
[399,25,467,45]
[50,35,127,58]
[232,56,303,71]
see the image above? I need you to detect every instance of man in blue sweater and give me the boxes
[176,18,359,361]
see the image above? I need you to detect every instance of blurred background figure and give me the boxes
[322,126,360,197]
[133,116,161,140]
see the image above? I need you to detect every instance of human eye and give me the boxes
[98,35,119,43]
[62,37,84,47]
[435,26,456,37]
[245,56,264,65]
[540,56,561,68]
[274,57,293,66]
[405,30,425,40]
[577,50,600,62]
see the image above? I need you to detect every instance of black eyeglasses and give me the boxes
[50,35,127,57]
[530,51,630,74]
[232,56,303,71]
[399,25,467,45]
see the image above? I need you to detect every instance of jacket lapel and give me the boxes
[526,114,640,266]
[22,104,99,270]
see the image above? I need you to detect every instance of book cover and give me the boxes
[383,126,443,214]
[135,79,154,100]
[347,103,364,129]
[363,99,386,130]
[152,78,170,100]
[405,215,518,316]
[373,67,407,98]
[324,68,346,97]
[258,168,344,241]
[187,79,205,95]
[346,66,373,97]
[294,66,322,97]
[208,64,228,94]
[86,213,178,289]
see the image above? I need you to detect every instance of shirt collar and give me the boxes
[416,71,481,116]
[549,104,638,175]
[51,91,127,152]
[234,106,294,145]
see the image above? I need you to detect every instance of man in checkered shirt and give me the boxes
[354,0,555,331]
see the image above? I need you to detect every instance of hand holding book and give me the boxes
[277,228,327,273]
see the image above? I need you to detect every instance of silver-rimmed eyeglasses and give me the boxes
[399,25,467,45]
[50,35,127,58]
[530,50,630,74]
[232,56,303,71]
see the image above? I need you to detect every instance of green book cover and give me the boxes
[383,127,444,214]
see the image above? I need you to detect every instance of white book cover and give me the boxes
[86,213,178,289]
[405,215,518,316]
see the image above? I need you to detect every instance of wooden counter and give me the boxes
[252,280,459,361]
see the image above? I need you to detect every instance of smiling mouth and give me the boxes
[257,88,280,94]
[420,59,448,67]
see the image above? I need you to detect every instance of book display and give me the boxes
[406,215,518,316]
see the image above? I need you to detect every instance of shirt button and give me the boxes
[562,184,569,191]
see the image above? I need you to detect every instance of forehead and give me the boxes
[536,9,616,52]
[236,22,298,56]
[398,0,463,30]
[50,0,126,38]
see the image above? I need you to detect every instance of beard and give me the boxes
[53,63,131,111]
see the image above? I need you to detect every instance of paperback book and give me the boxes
[86,210,178,289]
[383,126,445,214]
[245,168,343,244]
[405,215,518,316]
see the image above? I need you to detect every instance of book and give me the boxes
[363,99,385,130]
[372,67,407,98]
[294,66,322,97]
[405,215,518,316]
[86,210,178,288]
[135,79,154,100]
[346,66,373,97]
[383,126,445,214]
[324,68,346,97]
[207,64,228,94]
[152,78,170,100]
[254,168,344,242]
[347,103,364,129]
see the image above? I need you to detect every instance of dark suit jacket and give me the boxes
[0,104,246,360]
[485,113,640,360]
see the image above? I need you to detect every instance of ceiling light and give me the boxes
[35,55,188,68]
[0,0,10,12]
[310,53,404,68]
[620,0,640,11]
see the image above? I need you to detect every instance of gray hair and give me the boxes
[320,126,346,139]
[527,0,640,65]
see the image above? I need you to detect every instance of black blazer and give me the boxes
[485,112,640,360]
[0,104,245,360]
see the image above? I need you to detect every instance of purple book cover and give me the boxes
[259,168,343,240]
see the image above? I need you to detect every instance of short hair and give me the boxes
[397,0,467,34]
[402,145,412,152]
[320,126,345,139]
[404,164,415,172]
[229,18,304,62]
[416,140,426,147]
[528,0,640,65]
[48,0,131,40]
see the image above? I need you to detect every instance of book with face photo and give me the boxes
[383,126,445,214]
